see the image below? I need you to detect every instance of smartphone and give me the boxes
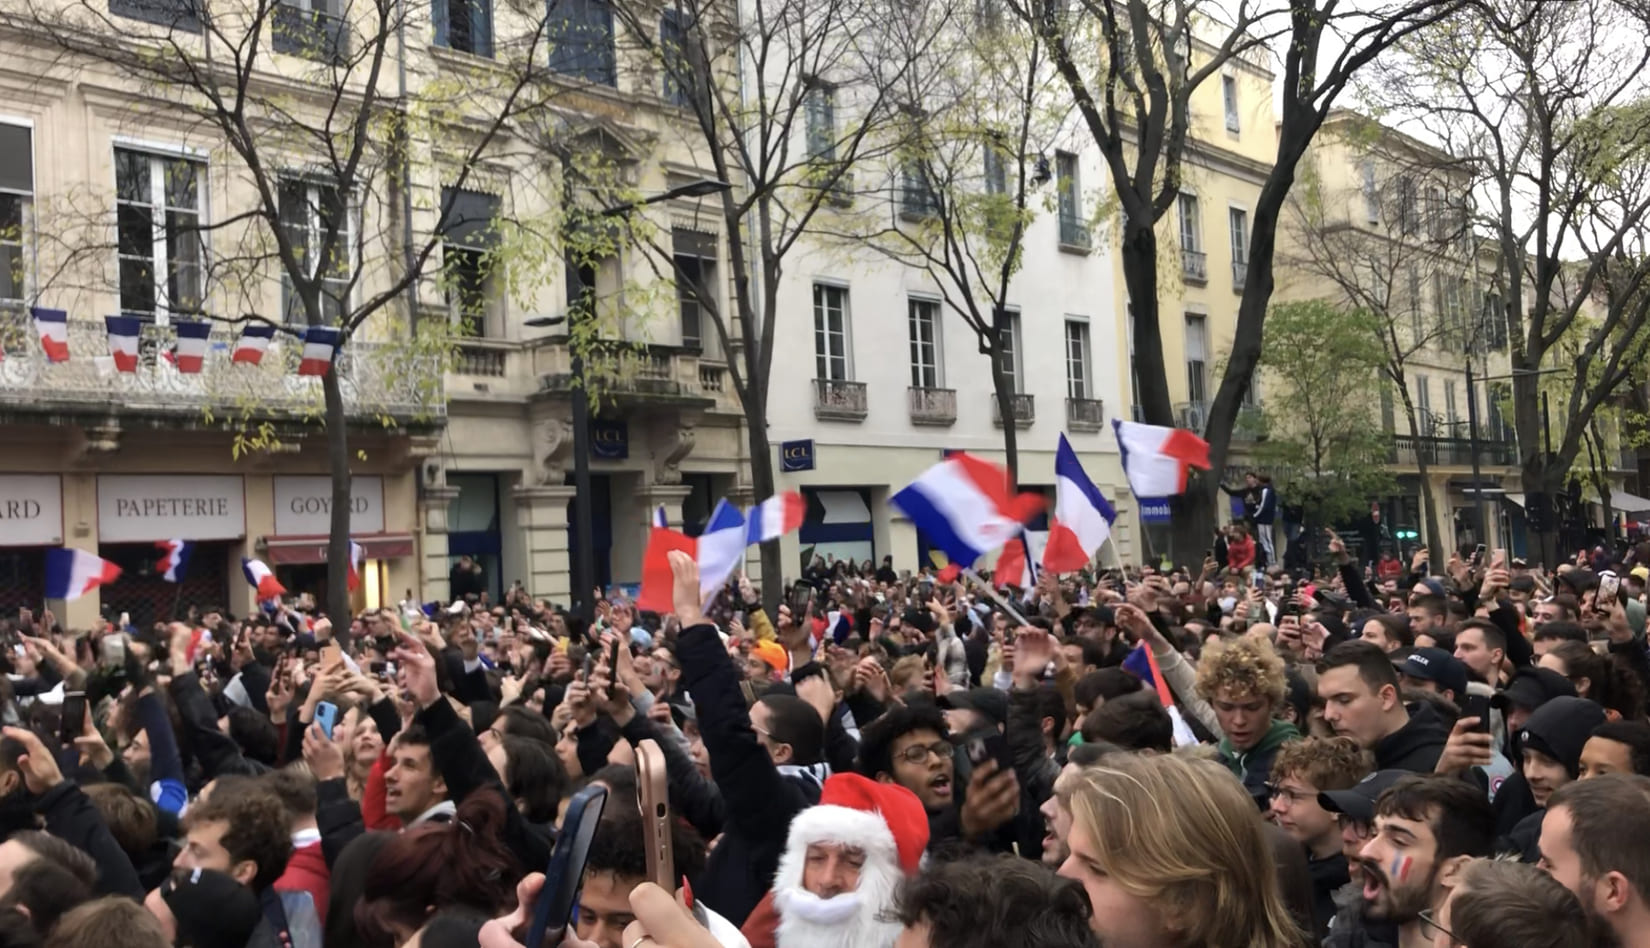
[525,784,609,948]
[1472,543,1486,564]
[789,580,814,616]
[580,653,594,682]
[608,636,621,676]
[1252,572,1266,590]
[314,701,339,740]
[636,740,675,890]
[1598,572,1621,610]
[960,727,1014,775]
[1461,694,1492,735]
[320,643,343,671]
[59,691,87,748]
[100,635,126,667]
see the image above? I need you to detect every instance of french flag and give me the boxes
[155,539,192,582]
[297,326,341,377]
[993,535,1033,589]
[233,324,275,365]
[32,308,69,363]
[639,499,751,612]
[171,320,211,373]
[1123,642,1200,746]
[45,548,122,601]
[652,506,669,529]
[745,491,804,545]
[1113,419,1211,497]
[890,453,1045,568]
[347,539,365,592]
[1043,434,1117,573]
[242,557,287,599]
[106,315,142,372]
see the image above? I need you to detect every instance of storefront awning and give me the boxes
[264,532,415,565]
[1609,490,1650,515]
[1503,492,1525,509]
[814,490,872,524]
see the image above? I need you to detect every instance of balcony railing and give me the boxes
[1058,214,1092,252]
[0,310,442,421]
[272,2,349,64]
[453,340,508,377]
[908,386,957,426]
[1066,396,1104,431]
[1232,260,1247,291]
[992,391,1035,429]
[814,378,868,421]
[1390,434,1517,468]
[1181,248,1208,284]
[698,364,726,393]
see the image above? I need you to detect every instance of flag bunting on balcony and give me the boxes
[105,315,142,373]
[171,320,212,373]
[298,326,342,376]
[32,308,70,363]
[233,324,276,365]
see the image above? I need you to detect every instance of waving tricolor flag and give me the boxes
[155,539,192,582]
[297,326,341,377]
[639,492,807,612]
[652,506,669,529]
[1043,434,1118,572]
[890,453,1045,568]
[32,308,69,363]
[105,315,142,372]
[45,548,122,601]
[347,539,365,592]
[1123,642,1199,746]
[171,320,212,373]
[242,557,286,599]
[1112,419,1211,497]
[233,324,275,365]
[745,491,804,546]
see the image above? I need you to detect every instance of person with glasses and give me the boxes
[1267,737,1374,938]
[1423,858,1595,948]
[1322,774,1493,948]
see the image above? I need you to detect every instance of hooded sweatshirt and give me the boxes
[1501,697,1608,861]
[1220,718,1300,809]
[1373,701,1449,773]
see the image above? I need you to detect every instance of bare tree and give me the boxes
[607,0,945,602]
[7,0,562,621]
[1368,0,1650,564]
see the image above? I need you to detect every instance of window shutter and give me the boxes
[432,0,449,47]
[471,0,493,57]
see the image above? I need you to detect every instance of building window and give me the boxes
[1065,318,1091,399]
[908,298,942,388]
[813,283,851,381]
[548,0,616,86]
[1127,303,1140,414]
[1184,312,1208,406]
[900,162,939,219]
[1427,186,1446,240]
[1380,387,1395,433]
[0,124,32,306]
[1221,74,1240,133]
[1178,193,1200,251]
[1399,177,1418,236]
[673,228,717,350]
[1362,159,1379,223]
[805,82,836,162]
[1228,206,1248,285]
[1415,374,1432,434]
[983,140,1007,196]
[278,178,352,323]
[445,248,489,336]
[272,0,349,64]
[660,6,701,107]
[434,0,493,57]
[115,148,205,319]
[1407,263,1423,343]
[109,0,201,31]
[1055,151,1079,223]
[998,309,1023,393]
[439,187,500,336]
[1444,379,1459,433]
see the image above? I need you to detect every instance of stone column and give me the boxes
[514,485,577,606]
[418,484,462,604]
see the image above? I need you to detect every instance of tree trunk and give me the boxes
[742,391,783,610]
[1120,222,1174,427]
[990,349,1021,487]
[1395,387,1443,553]
[323,367,353,629]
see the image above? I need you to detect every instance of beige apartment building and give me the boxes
[0,0,746,623]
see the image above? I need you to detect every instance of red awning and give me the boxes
[264,532,416,566]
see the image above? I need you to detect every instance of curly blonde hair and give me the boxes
[1194,635,1287,707]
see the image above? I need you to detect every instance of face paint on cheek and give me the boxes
[1390,855,1412,882]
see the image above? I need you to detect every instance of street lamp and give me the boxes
[527,177,731,619]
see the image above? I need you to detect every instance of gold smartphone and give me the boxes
[636,739,674,890]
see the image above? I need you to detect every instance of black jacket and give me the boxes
[1307,851,1350,940]
[677,621,819,926]
[618,713,725,843]
[169,671,269,784]
[1373,702,1449,773]
[37,781,144,898]
[418,696,553,873]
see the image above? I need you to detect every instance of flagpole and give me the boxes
[960,568,1032,626]
[168,583,184,623]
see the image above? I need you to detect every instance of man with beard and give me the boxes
[1324,774,1493,948]
[767,773,928,948]
[1539,773,1650,948]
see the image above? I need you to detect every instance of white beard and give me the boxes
[774,887,902,948]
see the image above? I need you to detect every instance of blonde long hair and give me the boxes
[1064,753,1306,948]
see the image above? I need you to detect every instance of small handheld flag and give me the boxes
[45,548,122,601]
[347,540,365,592]
[1113,419,1211,497]
[1043,433,1118,572]
[652,506,669,529]
[242,557,287,599]
[890,453,1045,566]
[744,491,805,546]
[155,539,192,583]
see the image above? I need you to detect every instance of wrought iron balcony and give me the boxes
[1058,214,1092,252]
[992,391,1034,429]
[908,386,956,426]
[1181,248,1208,284]
[1389,434,1517,468]
[1066,396,1104,432]
[0,311,442,422]
[814,378,868,421]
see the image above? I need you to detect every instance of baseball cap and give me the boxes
[1396,647,1469,700]
[938,687,1009,728]
[1632,567,1649,583]
[158,868,262,948]
[1491,666,1577,712]
[1318,770,1409,825]
[1417,578,1448,598]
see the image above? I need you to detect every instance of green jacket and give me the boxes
[1220,718,1301,806]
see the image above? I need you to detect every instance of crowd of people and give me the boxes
[1,526,1649,948]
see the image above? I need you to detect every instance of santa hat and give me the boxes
[778,773,929,878]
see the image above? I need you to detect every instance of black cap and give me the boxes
[1491,666,1577,712]
[1397,648,1469,700]
[1318,770,1409,824]
[160,868,262,948]
[938,687,1009,728]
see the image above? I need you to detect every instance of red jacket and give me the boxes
[1227,536,1256,571]
[276,839,330,925]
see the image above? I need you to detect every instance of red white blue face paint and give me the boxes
[1389,855,1413,882]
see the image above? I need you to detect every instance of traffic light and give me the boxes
[1395,529,1419,541]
